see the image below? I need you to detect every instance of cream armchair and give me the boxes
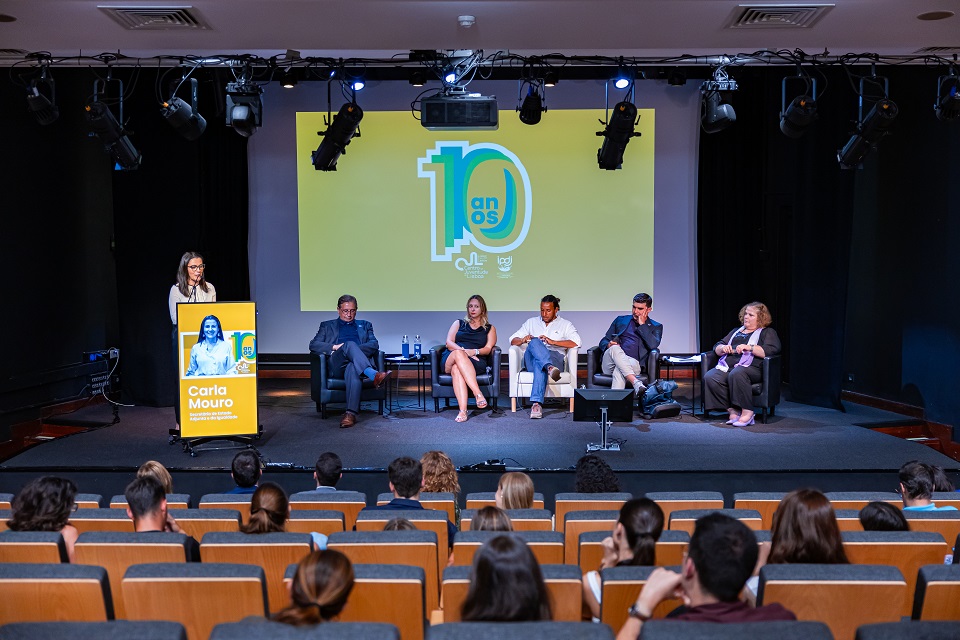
[508,344,580,412]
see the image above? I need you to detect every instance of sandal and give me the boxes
[476,397,488,409]
[455,411,469,423]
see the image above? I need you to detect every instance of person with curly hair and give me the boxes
[273,550,355,626]
[574,454,621,493]
[7,476,80,562]
[241,482,327,549]
[421,450,461,526]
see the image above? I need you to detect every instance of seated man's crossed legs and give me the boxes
[523,338,565,419]
[601,345,647,395]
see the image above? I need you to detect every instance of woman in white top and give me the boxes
[186,315,236,376]
[169,251,216,325]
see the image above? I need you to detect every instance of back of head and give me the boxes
[498,472,534,510]
[769,488,848,565]
[8,476,77,532]
[137,460,174,494]
[899,460,934,500]
[315,452,342,488]
[125,475,166,521]
[461,534,552,622]
[232,450,262,489]
[384,517,417,531]
[470,506,514,532]
[574,455,621,493]
[388,457,422,499]
[618,498,664,566]
[928,464,956,492]
[420,450,460,494]
[688,513,759,602]
[242,482,289,534]
[859,501,910,532]
[274,550,355,626]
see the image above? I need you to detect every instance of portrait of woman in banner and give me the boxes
[186,315,237,376]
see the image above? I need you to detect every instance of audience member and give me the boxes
[273,550,355,626]
[421,450,461,526]
[137,460,174,493]
[583,498,664,620]
[461,534,552,622]
[360,456,457,547]
[859,501,910,531]
[929,464,956,492]
[496,472,535,510]
[7,476,80,562]
[899,460,959,511]
[313,452,342,492]
[383,517,417,531]
[616,514,795,640]
[124,476,199,560]
[574,454,621,493]
[226,450,261,494]
[470,506,513,532]
[241,481,327,549]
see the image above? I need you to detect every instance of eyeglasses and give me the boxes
[187,264,206,271]
[340,308,357,314]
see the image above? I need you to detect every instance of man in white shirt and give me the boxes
[510,295,582,419]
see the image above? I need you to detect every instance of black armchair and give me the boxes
[699,351,781,423]
[586,346,660,389]
[309,350,386,419]
[430,346,501,413]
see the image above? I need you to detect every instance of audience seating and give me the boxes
[577,529,690,574]
[167,508,242,540]
[451,531,564,567]
[0,510,9,532]
[0,621,186,639]
[905,510,960,546]
[464,492,545,511]
[356,509,450,580]
[555,493,631,532]
[110,493,190,510]
[74,531,197,618]
[825,492,901,511]
[310,350,387,418]
[757,564,907,640]
[599,565,685,630]
[834,509,864,531]
[563,510,619,564]
[375,492,457,524]
[639,620,835,640]
[211,620,400,639]
[0,494,13,510]
[286,509,345,537]
[427,622,614,639]
[508,344,579,413]
[199,531,313,614]
[460,508,553,532]
[338,564,426,640]
[585,345,660,391]
[856,621,960,640]
[198,494,253,524]
[667,508,763,534]
[74,494,104,509]
[68,508,135,534]
[912,564,960,620]
[930,492,960,510]
[122,562,268,640]
[699,351,781,422]
[430,345,502,413]
[0,530,68,563]
[441,564,583,622]
[289,490,367,530]
[0,563,113,622]
[645,491,725,523]
[732,492,788,529]
[329,530,440,614]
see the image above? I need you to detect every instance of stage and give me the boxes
[0,379,957,506]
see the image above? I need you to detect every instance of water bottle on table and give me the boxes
[401,335,410,358]
[414,335,422,357]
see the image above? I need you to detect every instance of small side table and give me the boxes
[659,354,702,415]
[384,354,428,412]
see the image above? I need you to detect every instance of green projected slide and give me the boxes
[296,109,654,311]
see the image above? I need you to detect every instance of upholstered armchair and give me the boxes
[429,345,501,413]
[508,344,579,412]
[585,346,661,390]
[309,350,386,418]
[699,351,781,423]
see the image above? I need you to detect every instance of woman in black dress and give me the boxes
[442,294,498,422]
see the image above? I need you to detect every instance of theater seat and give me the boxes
[911,564,960,620]
[599,565,685,630]
[442,564,583,623]
[508,344,579,413]
[427,621,614,639]
[289,490,368,530]
[0,563,113,622]
[855,621,960,640]
[451,531,564,567]
[639,620,834,640]
[699,351,781,422]
[210,620,400,639]
[465,492,546,511]
[310,350,386,419]
[430,345,501,413]
[585,346,660,390]
[338,564,427,640]
[0,621,186,640]
[0,531,68,563]
[460,508,553,532]
[578,529,689,573]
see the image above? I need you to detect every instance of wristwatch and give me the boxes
[628,604,652,621]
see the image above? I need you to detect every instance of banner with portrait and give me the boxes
[176,301,258,438]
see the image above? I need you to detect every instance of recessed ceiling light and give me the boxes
[917,11,954,21]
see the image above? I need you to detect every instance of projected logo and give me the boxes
[418,142,532,275]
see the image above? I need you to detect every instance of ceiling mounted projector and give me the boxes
[420,93,499,130]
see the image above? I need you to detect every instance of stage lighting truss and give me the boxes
[517,78,546,125]
[226,79,264,138]
[438,50,483,90]
[85,76,141,170]
[26,65,59,126]
[780,70,818,138]
[311,78,363,171]
[161,76,207,141]
[935,69,960,121]
[596,79,641,170]
[837,70,898,169]
[700,65,738,134]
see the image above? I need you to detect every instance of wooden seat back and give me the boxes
[441,564,583,623]
[554,493,630,532]
[451,531,564,567]
[577,530,689,574]
[599,566,684,631]
[563,510,619,564]
[289,491,368,530]
[0,563,113,623]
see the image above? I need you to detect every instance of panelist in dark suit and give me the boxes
[599,293,663,395]
[308,294,391,428]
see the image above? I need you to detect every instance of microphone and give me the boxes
[189,282,198,302]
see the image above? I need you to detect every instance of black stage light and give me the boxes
[226,82,263,137]
[701,89,736,133]
[544,70,559,87]
[837,98,898,169]
[518,82,545,125]
[281,69,297,89]
[935,75,960,121]
[780,95,818,138]
[596,100,641,170]
[311,102,363,171]
[161,78,206,141]
[837,134,872,169]
[26,76,58,125]
[84,101,141,170]
[409,71,426,87]
[667,69,686,87]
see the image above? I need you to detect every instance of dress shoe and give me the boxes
[339,412,357,428]
[373,370,392,388]
[724,415,740,425]
[547,366,562,382]
[732,416,755,427]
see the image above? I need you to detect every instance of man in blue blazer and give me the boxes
[599,292,663,395]
[309,294,391,428]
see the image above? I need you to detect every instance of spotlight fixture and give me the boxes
[26,72,58,125]
[667,69,686,87]
[700,67,738,134]
[780,73,818,138]
[352,79,365,91]
[935,71,960,121]
[596,100,641,170]
[544,70,559,87]
[837,72,898,169]
[280,69,297,89]
[614,67,634,90]
[161,78,206,141]
[84,101,141,170]
[409,71,426,87]
[444,72,457,84]
[225,81,263,138]
[311,102,363,171]
[517,80,546,125]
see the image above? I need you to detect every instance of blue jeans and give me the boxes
[523,338,566,404]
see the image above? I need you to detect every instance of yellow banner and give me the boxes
[177,301,258,438]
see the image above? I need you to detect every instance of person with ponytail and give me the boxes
[273,550,355,626]
[241,482,328,549]
[582,498,664,620]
